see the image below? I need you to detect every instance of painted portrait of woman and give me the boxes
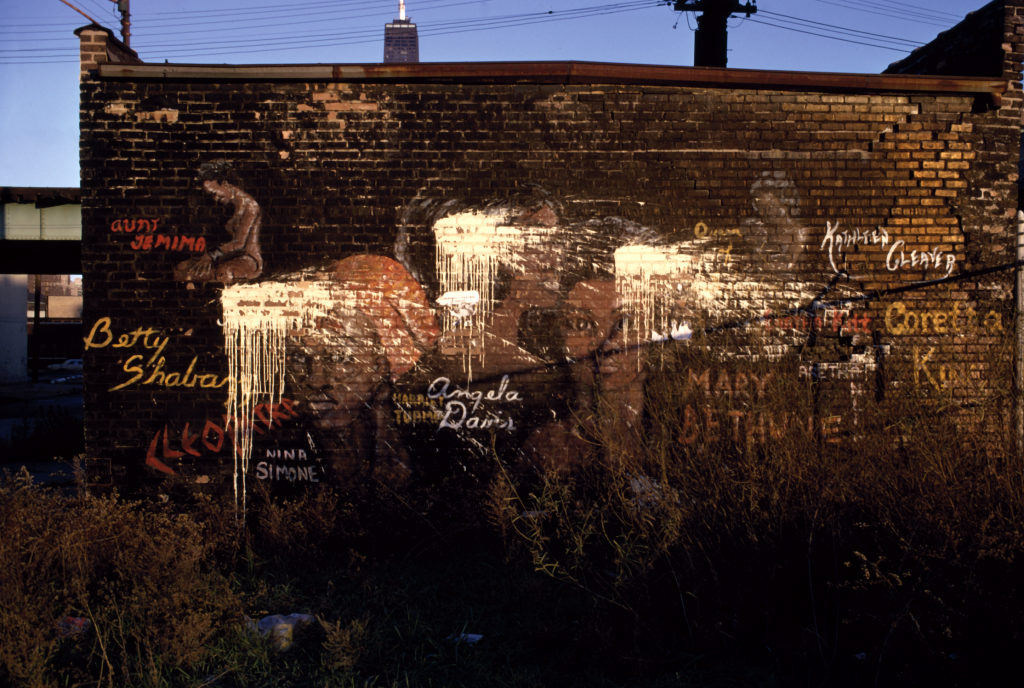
[221,254,439,483]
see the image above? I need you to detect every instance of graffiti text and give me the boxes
[885,240,956,276]
[821,221,889,275]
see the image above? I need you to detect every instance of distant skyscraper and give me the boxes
[384,1,419,63]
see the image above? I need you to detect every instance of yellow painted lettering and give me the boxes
[109,354,145,391]
[885,302,906,335]
[84,317,113,349]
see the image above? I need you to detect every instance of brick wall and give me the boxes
[73,24,141,81]
[78,4,1023,498]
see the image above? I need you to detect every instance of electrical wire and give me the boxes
[746,18,913,52]
[813,0,954,29]
[816,0,963,22]
[0,1,662,62]
[759,11,922,47]
[81,0,116,21]
[1,0,651,36]
[108,2,658,51]
[1,0,962,64]
[150,0,392,18]
[129,0,609,29]
[132,0,656,38]
[143,4,661,58]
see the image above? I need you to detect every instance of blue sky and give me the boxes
[0,0,984,187]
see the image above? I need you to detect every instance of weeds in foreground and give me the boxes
[2,331,1023,687]
[494,337,1024,686]
[0,469,239,687]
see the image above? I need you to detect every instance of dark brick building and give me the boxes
[75,2,1023,498]
[384,19,419,64]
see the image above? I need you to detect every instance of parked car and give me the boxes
[47,359,83,372]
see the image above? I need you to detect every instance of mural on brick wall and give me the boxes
[77,35,1023,497]
[175,161,263,285]
[85,149,998,500]
[205,172,895,501]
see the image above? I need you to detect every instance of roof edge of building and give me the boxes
[97,61,1008,102]
[0,188,81,206]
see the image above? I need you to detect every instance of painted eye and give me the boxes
[326,352,354,365]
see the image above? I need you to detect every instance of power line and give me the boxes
[140,2,652,45]
[134,0,572,29]
[130,2,658,50]
[0,0,960,65]
[759,11,922,47]
[82,0,117,21]
[746,18,912,53]
[142,4,661,59]
[813,0,953,29]
[818,0,963,22]
[150,0,392,18]
[55,0,97,25]
[2,0,652,38]
[5,0,376,30]
[132,0,655,38]
[0,2,661,61]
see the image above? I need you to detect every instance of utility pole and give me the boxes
[110,0,131,47]
[670,0,757,68]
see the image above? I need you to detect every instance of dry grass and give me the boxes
[2,325,1022,686]
[494,331,1024,685]
[0,472,240,687]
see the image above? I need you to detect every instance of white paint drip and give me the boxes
[434,209,561,328]
[221,280,364,512]
[615,242,820,349]
[433,208,559,377]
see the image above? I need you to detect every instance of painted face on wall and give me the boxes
[751,178,799,224]
[286,310,388,430]
[747,174,808,267]
[564,280,646,391]
[202,179,236,205]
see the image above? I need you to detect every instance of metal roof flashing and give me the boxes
[0,188,81,207]
[96,61,1009,106]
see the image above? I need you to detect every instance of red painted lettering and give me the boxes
[181,422,201,456]
[728,410,744,443]
[678,405,699,445]
[746,412,766,445]
[254,404,273,429]
[145,429,177,475]
[202,420,225,453]
[705,409,720,442]
[162,424,184,458]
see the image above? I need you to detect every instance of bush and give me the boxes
[0,470,240,687]
[494,337,1024,685]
